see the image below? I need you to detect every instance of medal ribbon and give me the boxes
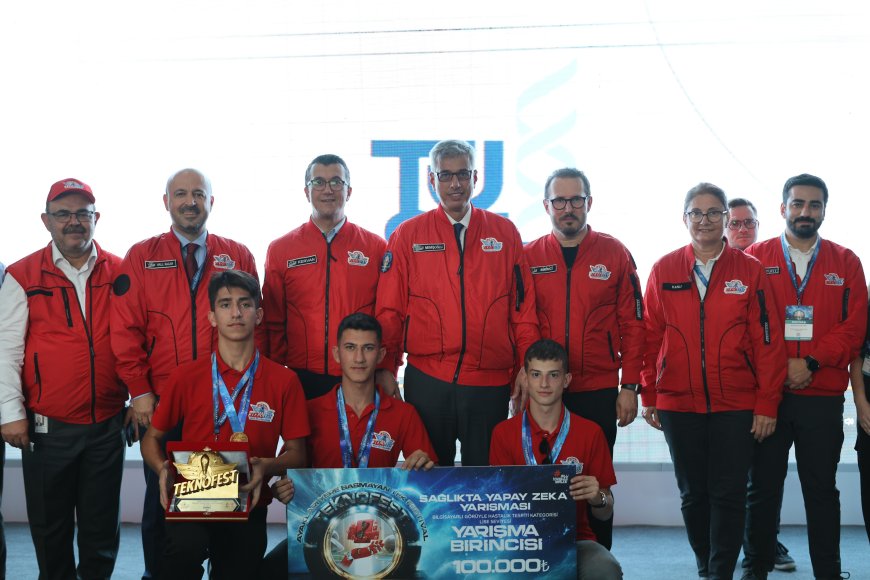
[212,351,259,439]
[522,406,570,465]
[337,386,380,468]
[780,232,821,304]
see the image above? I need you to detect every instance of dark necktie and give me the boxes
[453,223,464,255]
[184,243,199,284]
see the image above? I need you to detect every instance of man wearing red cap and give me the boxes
[0,179,127,579]
[110,168,260,579]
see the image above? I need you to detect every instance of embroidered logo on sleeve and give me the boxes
[247,401,276,422]
[347,250,370,266]
[371,430,396,452]
[588,264,612,280]
[213,254,236,269]
[287,255,317,268]
[144,260,178,269]
[480,238,503,252]
[380,251,393,273]
[724,280,748,295]
[531,264,558,275]
[824,273,845,286]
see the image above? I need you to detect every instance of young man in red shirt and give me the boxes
[490,339,622,579]
[260,313,436,577]
[141,270,309,579]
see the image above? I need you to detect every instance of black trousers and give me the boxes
[744,393,844,578]
[160,506,267,580]
[660,409,754,580]
[292,368,341,401]
[563,388,618,550]
[858,427,870,543]
[23,411,125,580]
[141,421,182,580]
[403,364,509,467]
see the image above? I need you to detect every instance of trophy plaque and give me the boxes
[166,441,252,521]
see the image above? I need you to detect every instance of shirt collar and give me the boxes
[444,206,472,228]
[51,241,97,271]
[786,236,819,256]
[322,217,347,243]
[215,350,257,378]
[172,228,208,249]
[693,240,726,266]
[526,405,566,439]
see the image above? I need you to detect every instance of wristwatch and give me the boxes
[591,490,608,509]
[621,383,642,394]
[804,356,821,373]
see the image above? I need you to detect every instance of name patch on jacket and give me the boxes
[765,267,780,275]
[247,401,275,422]
[480,237,503,252]
[347,250,370,266]
[663,282,692,291]
[531,264,558,275]
[723,279,748,295]
[588,264,612,280]
[213,254,236,269]
[412,243,446,252]
[371,430,396,452]
[825,273,845,286]
[287,255,317,268]
[145,260,177,269]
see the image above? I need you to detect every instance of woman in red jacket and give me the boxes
[640,183,786,580]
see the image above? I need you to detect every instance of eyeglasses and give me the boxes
[547,196,588,210]
[539,438,553,464]
[685,209,727,223]
[47,210,95,223]
[435,170,473,183]
[307,177,348,191]
[727,218,758,230]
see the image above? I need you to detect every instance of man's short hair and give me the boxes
[523,339,568,373]
[683,182,727,213]
[165,168,212,196]
[782,173,828,204]
[544,168,591,199]
[337,313,382,343]
[727,197,757,216]
[305,154,350,185]
[429,140,476,172]
[207,270,261,310]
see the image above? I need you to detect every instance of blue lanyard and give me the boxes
[692,265,710,289]
[212,351,258,439]
[522,407,570,465]
[780,233,821,304]
[337,386,380,468]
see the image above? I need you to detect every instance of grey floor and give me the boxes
[2,523,867,579]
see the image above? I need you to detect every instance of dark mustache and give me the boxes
[63,226,86,234]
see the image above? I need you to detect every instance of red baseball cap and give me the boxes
[47,178,95,204]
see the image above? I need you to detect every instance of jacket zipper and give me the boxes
[33,353,42,402]
[324,238,334,374]
[564,259,573,373]
[71,280,98,423]
[452,241,467,383]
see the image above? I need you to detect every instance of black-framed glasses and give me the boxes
[727,218,758,230]
[307,177,348,191]
[435,170,473,183]
[47,210,95,223]
[547,196,588,210]
[539,438,553,464]
[685,209,727,223]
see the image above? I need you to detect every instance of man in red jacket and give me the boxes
[376,139,540,467]
[0,179,127,579]
[262,154,390,400]
[111,168,261,579]
[742,174,868,580]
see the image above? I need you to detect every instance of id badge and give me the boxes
[784,305,813,341]
[34,413,48,434]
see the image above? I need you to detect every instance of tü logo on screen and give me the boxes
[372,140,504,239]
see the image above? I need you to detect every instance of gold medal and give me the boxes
[230,432,248,442]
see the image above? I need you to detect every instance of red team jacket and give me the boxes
[524,228,644,392]
[110,231,259,398]
[9,242,126,423]
[640,244,786,417]
[262,219,386,375]
[376,207,540,386]
[746,236,867,396]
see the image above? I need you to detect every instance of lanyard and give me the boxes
[337,386,380,468]
[212,351,258,439]
[780,233,821,304]
[693,264,710,289]
[522,407,570,465]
